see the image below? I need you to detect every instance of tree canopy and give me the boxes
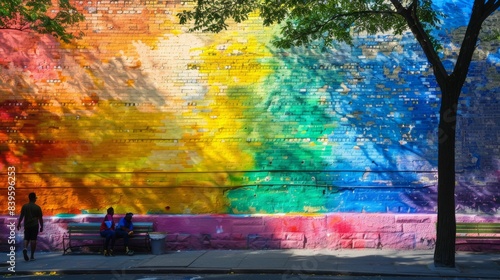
[179,0,443,47]
[0,0,84,43]
[178,0,448,46]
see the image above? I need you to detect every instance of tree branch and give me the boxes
[0,27,30,31]
[485,0,500,11]
[390,0,448,84]
[327,10,399,22]
[452,0,499,100]
[308,10,399,36]
[481,0,500,22]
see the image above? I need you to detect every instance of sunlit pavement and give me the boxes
[2,249,499,279]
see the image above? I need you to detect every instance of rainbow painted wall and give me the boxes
[0,0,499,251]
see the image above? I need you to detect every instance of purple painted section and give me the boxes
[1,214,499,252]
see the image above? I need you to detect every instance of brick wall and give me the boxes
[0,2,498,218]
[2,214,500,252]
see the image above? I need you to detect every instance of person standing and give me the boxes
[115,212,134,256]
[17,192,43,261]
[99,207,116,256]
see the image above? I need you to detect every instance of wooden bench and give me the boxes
[62,222,154,255]
[455,222,500,246]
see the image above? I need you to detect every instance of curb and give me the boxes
[3,268,500,279]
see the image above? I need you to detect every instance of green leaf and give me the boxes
[0,0,84,43]
[177,0,444,49]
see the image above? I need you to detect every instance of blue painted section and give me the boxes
[228,1,499,214]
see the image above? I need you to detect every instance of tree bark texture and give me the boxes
[433,85,459,268]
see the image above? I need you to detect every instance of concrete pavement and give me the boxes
[2,249,500,278]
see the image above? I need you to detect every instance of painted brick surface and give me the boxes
[0,1,497,216]
[3,213,496,252]
[0,0,498,251]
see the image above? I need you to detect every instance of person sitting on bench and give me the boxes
[99,207,116,257]
[115,212,134,256]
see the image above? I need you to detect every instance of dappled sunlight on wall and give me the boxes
[0,1,498,216]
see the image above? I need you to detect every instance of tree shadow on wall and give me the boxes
[1,20,249,215]
[221,39,440,214]
[0,30,101,211]
[0,29,184,215]
[266,32,500,214]
[0,97,104,215]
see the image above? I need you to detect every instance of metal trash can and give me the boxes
[149,232,167,255]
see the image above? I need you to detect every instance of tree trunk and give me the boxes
[394,0,498,269]
[433,86,459,267]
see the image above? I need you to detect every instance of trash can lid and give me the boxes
[149,232,167,239]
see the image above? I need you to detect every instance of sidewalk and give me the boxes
[2,249,500,278]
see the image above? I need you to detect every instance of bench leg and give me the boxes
[62,237,67,255]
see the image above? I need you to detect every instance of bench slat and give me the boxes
[456,223,500,233]
[63,222,154,255]
[455,223,500,244]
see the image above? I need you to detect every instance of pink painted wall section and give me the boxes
[1,214,499,252]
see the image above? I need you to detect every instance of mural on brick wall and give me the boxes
[0,0,499,216]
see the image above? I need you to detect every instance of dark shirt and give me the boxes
[20,202,42,228]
